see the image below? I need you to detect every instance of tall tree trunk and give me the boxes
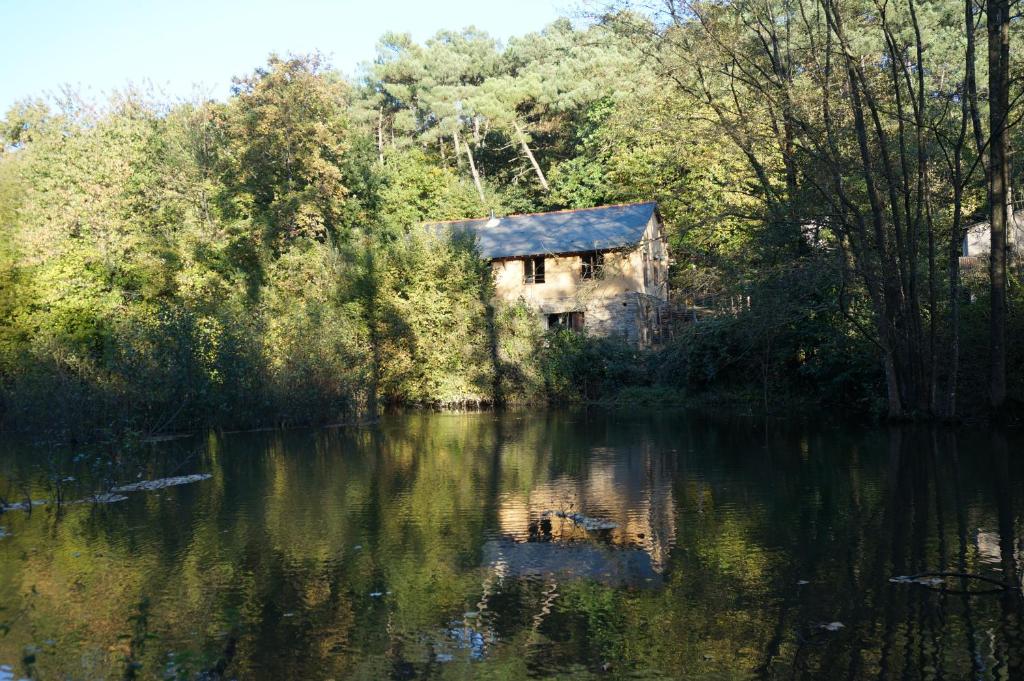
[947,190,964,418]
[927,194,938,412]
[376,107,384,165]
[988,0,1010,413]
[967,0,987,167]
[454,127,486,203]
[944,0,980,419]
[513,120,549,191]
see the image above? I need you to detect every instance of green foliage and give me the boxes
[653,259,886,415]
[373,231,495,407]
[375,148,484,231]
[1,7,1019,434]
[547,156,613,209]
[493,301,546,400]
[259,241,371,422]
[603,384,687,408]
[0,64,381,436]
[216,53,361,248]
[540,331,648,403]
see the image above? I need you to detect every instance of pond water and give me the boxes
[0,411,1022,680]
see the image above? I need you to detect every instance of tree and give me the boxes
[217,53,358,249]
[987,0,1011,413]
[607,0,997,419]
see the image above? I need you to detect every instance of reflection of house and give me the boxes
[428,202,671,346]
[494,445,677,573]
[975,530,1003,564]
[481,539,663,587]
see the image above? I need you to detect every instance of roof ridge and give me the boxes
[424,216,489,226]
[423,201,656,225]
[498,201,656,220]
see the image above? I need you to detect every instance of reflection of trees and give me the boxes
[0,416,1021,679]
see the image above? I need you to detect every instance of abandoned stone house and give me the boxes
[429,202,671,346]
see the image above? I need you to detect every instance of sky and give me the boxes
[0,0,570,113]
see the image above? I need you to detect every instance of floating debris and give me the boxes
[797,580,810,586]
[141,433,192,444]
[2,491,132,513]
[435,653,454,663]
[890,571,1018,594]
[3,492,132,512]
[890,575,945,587]
[369,591,384,598]
[818,622,845,632]
[73,493,129,505]
[543,510,618,531]
[112,474,212,493]
[0,500,47,513]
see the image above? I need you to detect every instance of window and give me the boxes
[581,252,604,280]
[524,256,545,284]
[548,311,585,331]
[642,250,650,288]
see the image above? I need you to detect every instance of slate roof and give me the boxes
[426,202,658,260]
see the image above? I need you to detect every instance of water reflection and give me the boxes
[0,412,1022,679]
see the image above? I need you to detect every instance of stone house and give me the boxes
[429,202,671,346]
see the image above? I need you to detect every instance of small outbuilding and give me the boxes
[962,209,1023,266]
[428,202,671,346]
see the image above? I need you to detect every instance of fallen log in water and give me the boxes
[542,510,618,531]
[111,474,212,493]
[1,474,212,513]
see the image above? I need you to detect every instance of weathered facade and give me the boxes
[430,202,670,346]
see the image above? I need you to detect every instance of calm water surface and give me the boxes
[0,411,1022,680]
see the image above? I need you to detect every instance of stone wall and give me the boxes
[583,291,642,343]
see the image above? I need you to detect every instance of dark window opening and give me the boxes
[581,252,604,280]
[642,250,650,288]
[548,311,585,331]
[524,256,545,284]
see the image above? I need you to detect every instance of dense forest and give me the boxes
[1,0,1022,437]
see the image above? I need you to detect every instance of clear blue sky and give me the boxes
[1,0,569,112]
